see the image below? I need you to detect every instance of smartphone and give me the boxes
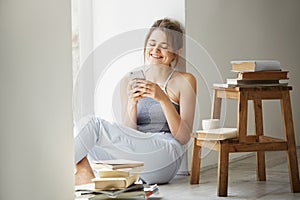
[129,70,145,80]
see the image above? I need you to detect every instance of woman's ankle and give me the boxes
[75,157,95,185]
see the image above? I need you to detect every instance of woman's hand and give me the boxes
[127,79,144,105]
[133,79,168,103]
[120,77,145,129]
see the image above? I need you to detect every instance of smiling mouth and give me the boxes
[151,54,163,59]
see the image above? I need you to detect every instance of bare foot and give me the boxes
[75,157,95,185]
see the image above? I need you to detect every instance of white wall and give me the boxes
[92,0,185,48]
[186,0,300,167]
[0,1,74,200]
[92,0,185,122]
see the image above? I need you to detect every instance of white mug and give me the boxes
[202,119,221,130]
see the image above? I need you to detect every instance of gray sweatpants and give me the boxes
[74,117,186,184]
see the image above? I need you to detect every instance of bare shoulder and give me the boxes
[179,71,196,82]
[175,71,197,91]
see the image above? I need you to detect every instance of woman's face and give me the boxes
[145,29,176,66]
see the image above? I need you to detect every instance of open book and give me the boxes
[75,183,145,199]
[75,183,159,199]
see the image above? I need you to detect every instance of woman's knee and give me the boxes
[140,159,181,184]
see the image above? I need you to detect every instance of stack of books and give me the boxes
[92,159,144,190]
[75,159,159,199]
[214,60,289,88]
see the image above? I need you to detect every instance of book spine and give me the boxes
[226,79,280,85]
[237,71,288,80]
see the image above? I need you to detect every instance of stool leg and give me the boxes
[190,138,201,184]
[253,99,266,181]
[281,92,300,192]
[237,91,248,142]
[218,142,229,197]
[211,89,222,119]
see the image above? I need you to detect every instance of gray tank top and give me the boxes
[137,70,180,133]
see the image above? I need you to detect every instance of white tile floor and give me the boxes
[155,149,300,200]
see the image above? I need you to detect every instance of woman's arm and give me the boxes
[160,73,196,144]
[120,76,144,129]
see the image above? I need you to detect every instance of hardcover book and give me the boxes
[93,159,144,170]
[230,60,281,72]
[92,173,139,190]
[97,170,132,178]
[195,128,238,140]
[226,78,280,85]
[213,81,288,88]
[236,71,289,80]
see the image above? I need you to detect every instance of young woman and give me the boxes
[75,18,197,185]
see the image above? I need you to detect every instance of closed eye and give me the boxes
[160,44,168,49]
[147,40,156,47]
[147,43,155,47]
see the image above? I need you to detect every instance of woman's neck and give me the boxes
[146,64,173,84]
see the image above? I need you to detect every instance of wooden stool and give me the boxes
[190,85,300,197]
